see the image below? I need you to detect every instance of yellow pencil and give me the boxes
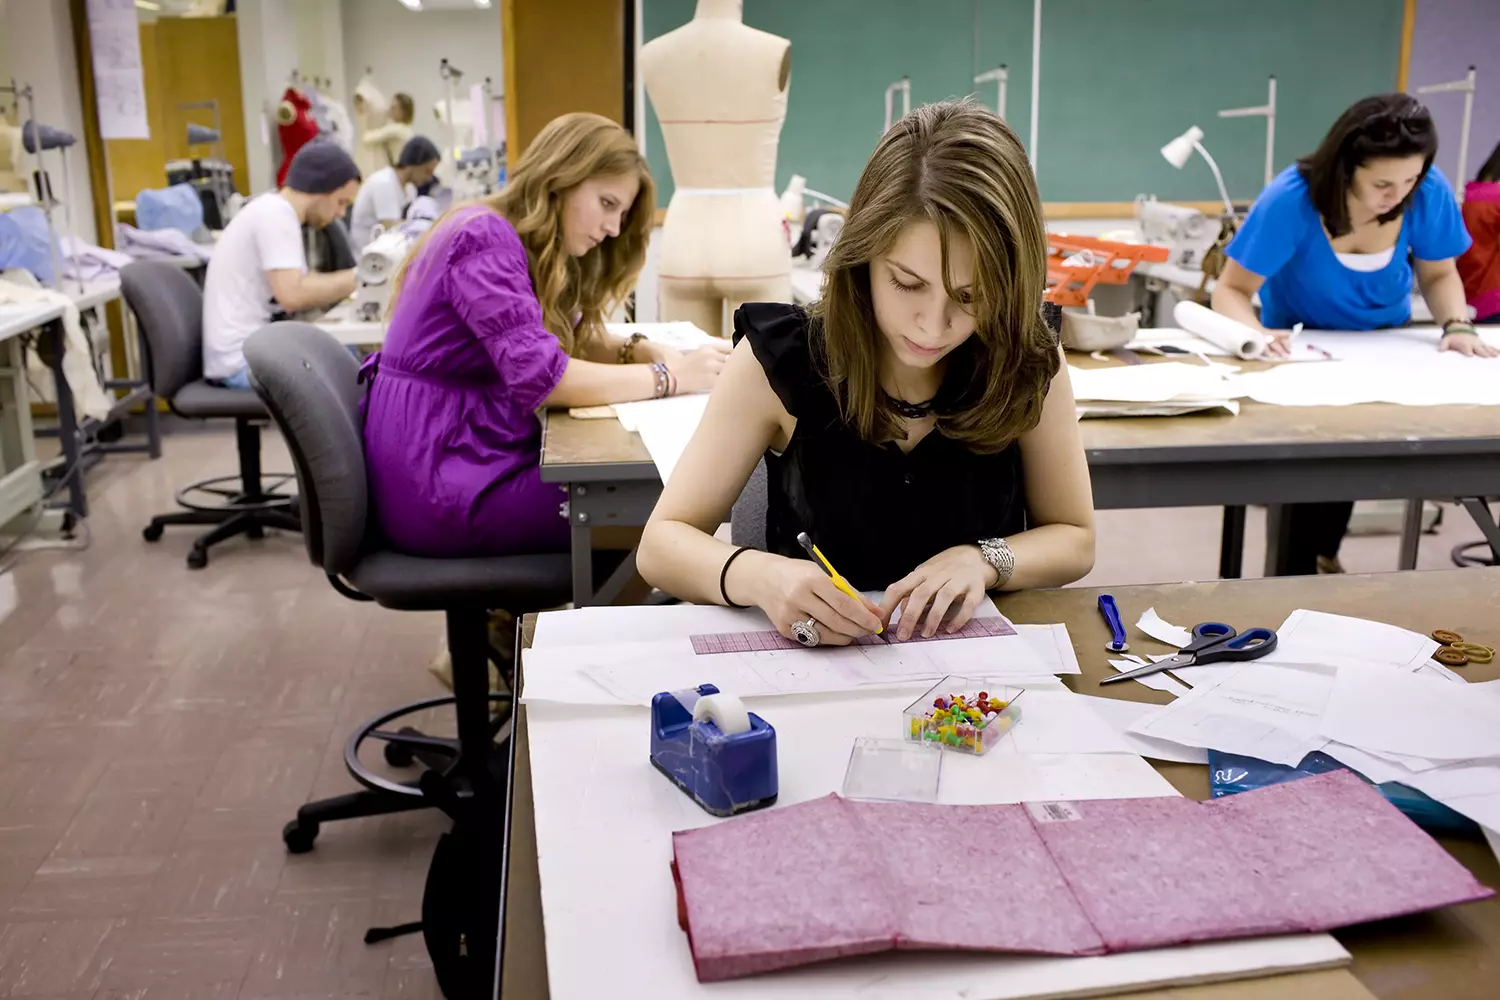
[796,532,882,634]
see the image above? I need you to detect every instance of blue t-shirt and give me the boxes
[1226,165,1471,330]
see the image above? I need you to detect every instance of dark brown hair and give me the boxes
[391,92,415,124]
[1478,140,1500,184]
[1297,93,1438,237]
[815,99,1057,453]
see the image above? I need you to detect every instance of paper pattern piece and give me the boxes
[670,773,1491,982]
[1007,688,1133,756]
[1322,664,1500,761]
[612,394,710,484]
[1136,607,1193,648]
[86,0,150,139]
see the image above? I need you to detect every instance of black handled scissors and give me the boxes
[1100,622,1278,686]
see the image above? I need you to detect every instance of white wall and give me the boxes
[0,0,99,244]
[340,0,503,158]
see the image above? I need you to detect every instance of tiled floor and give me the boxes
[0,423,1489,997]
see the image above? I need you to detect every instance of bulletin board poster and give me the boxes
[86,0,150,140]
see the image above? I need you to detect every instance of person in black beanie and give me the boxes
[350,135,442,251]
[201,141,361,388]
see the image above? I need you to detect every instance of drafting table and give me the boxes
[539,399,1500,605]
[0,301,62,532]
[499,567,1500,1000]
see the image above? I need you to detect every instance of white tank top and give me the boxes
[1334,246,1396,272]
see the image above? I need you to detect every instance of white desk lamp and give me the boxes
[1162,125,1235,218]
[1417,66,1477,198]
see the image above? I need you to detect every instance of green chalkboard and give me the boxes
[641,0,1406,207]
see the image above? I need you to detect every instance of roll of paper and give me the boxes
[692,692,752,736]
[1173,301,1270,360]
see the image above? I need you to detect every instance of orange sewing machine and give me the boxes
[1045,235,1169,307]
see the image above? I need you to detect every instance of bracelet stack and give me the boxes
[618,332,648,364]
[650,362,677,399]
[1441,320,1476,338]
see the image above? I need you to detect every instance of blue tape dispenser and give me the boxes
[650,684,778,817]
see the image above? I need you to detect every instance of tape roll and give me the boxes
[1173,301,1270,360]
[692,692,752,736]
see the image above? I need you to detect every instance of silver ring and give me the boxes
[791,617,822,648]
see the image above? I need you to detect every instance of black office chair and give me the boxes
[242,321,618,852]
[120,261,299,569]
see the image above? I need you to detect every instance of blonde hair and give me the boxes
[387,112,655,355]
[816,99,1058,452]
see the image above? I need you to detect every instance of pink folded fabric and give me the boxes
[671,771,1493,983]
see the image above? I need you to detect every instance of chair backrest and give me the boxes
[119,260,206,398]
[730,457,769,550]
[243,321,368,575]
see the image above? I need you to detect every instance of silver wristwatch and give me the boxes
[977,537,1015,590]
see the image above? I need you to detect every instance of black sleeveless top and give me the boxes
[734,302,1028,592]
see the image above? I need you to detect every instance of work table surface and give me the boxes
[505,567,1500,1000]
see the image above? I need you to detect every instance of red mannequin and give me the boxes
[275,88,319,186]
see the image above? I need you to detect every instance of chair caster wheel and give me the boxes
[186,548,208,570]
[383,740,416,768]
[283,818,319,854]
[247,523,265,540]
[143,523,164,542]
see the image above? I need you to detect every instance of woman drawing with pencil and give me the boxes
[1211,93,1492,575]
[637,100,1095,647]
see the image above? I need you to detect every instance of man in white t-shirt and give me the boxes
[201,141,362,387]
[349,135,442,251]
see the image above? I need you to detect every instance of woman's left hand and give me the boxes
[878,545,999,641]
[1439,332,1500,358]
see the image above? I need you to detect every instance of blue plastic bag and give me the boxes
[1210,749,1478,835]
[135,182,204,235]
[0,205,62,284]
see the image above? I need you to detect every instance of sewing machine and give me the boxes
[354,227,410,321]
[1134,195,1222,270]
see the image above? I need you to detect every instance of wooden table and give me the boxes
[539,399,1500,604]
[498,567,1500,999]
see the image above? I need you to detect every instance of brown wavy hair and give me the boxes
[387,112,655,355]
[816,99,1057,452]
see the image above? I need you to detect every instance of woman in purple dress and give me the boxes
[361,113,728,560]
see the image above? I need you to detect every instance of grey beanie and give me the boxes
[285,141,361,194]
[398,135,442,168]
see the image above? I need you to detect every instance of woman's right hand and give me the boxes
[1263,330,1293,357]
[741,554,884,646]
[666,346,729,395]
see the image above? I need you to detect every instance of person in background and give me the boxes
[362,112,728,563]
[1458,141,1500,324]
[350,135,441,251]
[637,101,1095,646]
[362,91,417,170]
[1211,93,1493,576]
[202,141,360,389]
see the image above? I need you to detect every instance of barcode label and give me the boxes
[1028,801,1082,823]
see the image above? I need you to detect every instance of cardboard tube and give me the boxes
[1174,301,1270,360]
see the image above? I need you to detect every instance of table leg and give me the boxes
[1459,498,1500,564]
[1263,504,1294,577]
[1218,505,1245,579]
[570,518,594,608]
[38,318,87,522]
[1398,499,1424,571]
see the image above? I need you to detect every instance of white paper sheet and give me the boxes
[1136,607,1192,648]
[1126,329,1331,363]
[1108,657,1190,697]
[610,394,711,484]
[605,321,719,352]
[1263,609,1440,673]
[1068,362,1242,405]
[1321,664,1500,761]
[1007,688,1133,755]
[1074,695,1209,764]
[1128,661,1334,766]
[1400,760,1500,831]
[1484,827,1500,869]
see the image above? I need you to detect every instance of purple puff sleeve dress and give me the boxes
[361,206,572,557]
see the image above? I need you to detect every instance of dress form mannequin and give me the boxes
[642,0,791,337]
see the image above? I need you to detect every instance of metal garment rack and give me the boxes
[1218,75,1277,189]
[1418,67,1478,198]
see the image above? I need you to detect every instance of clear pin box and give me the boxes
[842,737,942,803]
[903,676,1023,755]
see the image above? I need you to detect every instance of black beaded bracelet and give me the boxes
[719,546,753,608]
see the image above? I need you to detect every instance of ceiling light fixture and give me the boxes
[398,0,423,10]
[134,0,161,10]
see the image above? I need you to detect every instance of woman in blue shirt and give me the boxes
[1212,93,1492,574]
